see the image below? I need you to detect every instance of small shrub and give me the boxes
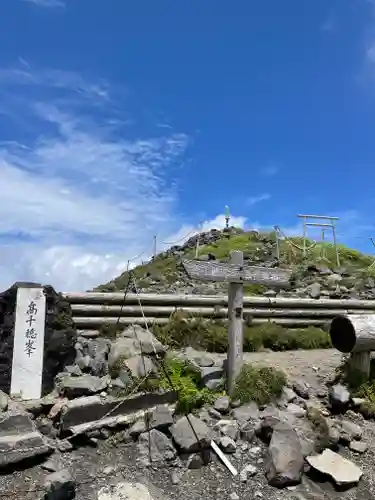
[243,323,331,352]
[151,357,222,413]
[153,313,228,352]
[307,407,333,451]
[233,363,286,406]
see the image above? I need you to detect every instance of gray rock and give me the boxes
[214,420,239,440]
[293,381,310,400]
[36,417,58,438]
[286,403,306,418]
[76,355,92,372]
[138,429,176,464]
[205,378,225,391]
[170,415,211,452]
[200,366,224,388]
[240,421,255,442]
[187,450,211,469]
[0,390,9,411]
[219,436,236,453]
[307,282,321,299]
[194,356,214,367]
[43,469,75,500]
[0,411,53,467]
[329,384,350,413]
[239,463,257,482]
[349,440,368,453]
[58,374,109,398]
[340,420,362,441]
[280,387,297,404]
[214,396,230,413]
[129,418,147,437]
[108,326,165,368]
[42,458,60,472]
[232,402,259,424]
[266,422,304,488]
[124,355,157,378]
[98,482,155,500]
[306,449,363,486]
[118,369,132,387]
[149,404,174,431]
[208,407,222,419]
[64,365,82,377]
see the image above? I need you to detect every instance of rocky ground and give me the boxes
[1,338,375,500]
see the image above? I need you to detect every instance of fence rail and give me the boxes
[62,292,375,337]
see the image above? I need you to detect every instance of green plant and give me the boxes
[151,357,222,413]
[153,312,228,352]
[233,363,286,406]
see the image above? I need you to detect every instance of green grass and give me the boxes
[334,358,375,419]
[148,357,223,413]
[234,363,286,406]
[152,313,331,353]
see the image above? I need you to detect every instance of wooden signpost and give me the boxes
[182,251,292,396]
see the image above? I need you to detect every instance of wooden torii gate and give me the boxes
[183,251,292,396]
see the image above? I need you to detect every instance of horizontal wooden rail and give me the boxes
[64,292,375,335]
[63,292,375,310]
[73,316,329,337]
[70,304,372,318]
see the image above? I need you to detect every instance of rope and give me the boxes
[128,272,209,462]
[160,227,200,246]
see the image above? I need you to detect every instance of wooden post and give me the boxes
[153,235,157,258]
[274,226,280,260]
[227,251,244,396]
[331,219,340,267]
[182,256,292,397]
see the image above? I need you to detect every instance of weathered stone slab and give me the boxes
[10,286,46,400]
[306,449,363,486]
[0,411,52,467]
[61,391,178,431]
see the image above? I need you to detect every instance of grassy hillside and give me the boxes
[95,228,375,295]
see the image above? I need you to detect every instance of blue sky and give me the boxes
[1,0,375,290]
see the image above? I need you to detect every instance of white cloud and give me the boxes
[0,65,191,291]
[261,165,279,177]
[22,0,65,7]
[246,193,271,206]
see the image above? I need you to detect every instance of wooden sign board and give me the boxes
[182,259,291,287]
[182,253,292,397]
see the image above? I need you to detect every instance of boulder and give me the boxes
[138,429,176,464]
[0,283,76,396]
[306,449,363,486]
[170,415,211,452]
[43,469,76,500]
[266,422,304,488]
[329,384,350,413]
[108,326,165,369]
[98,482,154,500]
[0,411,53,467]
[57,375,109,398]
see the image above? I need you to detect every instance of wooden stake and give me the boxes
[227,250,244,397]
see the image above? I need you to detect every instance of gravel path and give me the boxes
[183,348,344,389]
